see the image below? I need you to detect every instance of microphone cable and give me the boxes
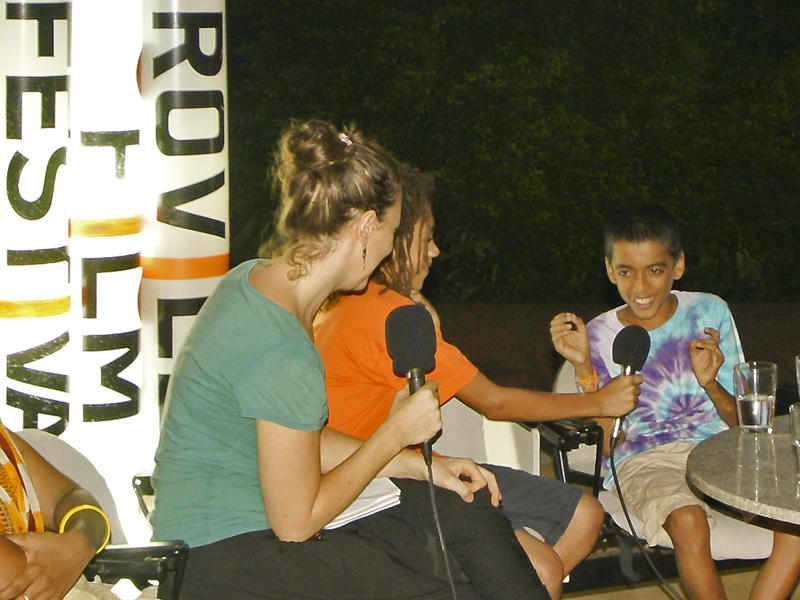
[424,460,459,600]
[384,305,456,597]
[608,432,686,600]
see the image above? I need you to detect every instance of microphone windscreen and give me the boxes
[612,325,650,372]
[385,304,437,375]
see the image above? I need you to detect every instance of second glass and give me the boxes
[733,361,777,433]
[790,403,800,480]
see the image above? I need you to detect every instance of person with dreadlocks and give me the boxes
[314,163,642,599]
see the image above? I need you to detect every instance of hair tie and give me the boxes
[338,132,352,146]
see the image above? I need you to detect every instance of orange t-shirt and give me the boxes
[314,282,479,440]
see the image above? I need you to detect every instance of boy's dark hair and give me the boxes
[603,202,683,261]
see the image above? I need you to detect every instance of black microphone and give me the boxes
[385,304,438,465]
[610,325,650,443]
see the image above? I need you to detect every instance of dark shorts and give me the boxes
[482,463,584,546]
[178,479,547,600]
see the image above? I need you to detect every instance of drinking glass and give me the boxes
[795,354,800,400]
[790,403,800,480]
[733,361,777,433]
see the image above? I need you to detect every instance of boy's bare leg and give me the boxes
[511,491,605,599]
[664,505,727,600]
[748,528,800,600]
[552,493,605,574]
[515,530,563,599]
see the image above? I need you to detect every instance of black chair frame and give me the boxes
[85,541,188,600]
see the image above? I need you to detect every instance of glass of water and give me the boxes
[790,403,800,480]
[733,361,777,433]
[796,354,800,400]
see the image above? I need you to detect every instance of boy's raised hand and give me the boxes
[549,312,592,372]
[689,327,725,388]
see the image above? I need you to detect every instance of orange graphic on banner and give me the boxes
[0,297,71,318]
[69,216,143,237]
[140,254,229,280]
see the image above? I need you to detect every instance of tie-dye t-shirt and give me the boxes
[587,291,744,489]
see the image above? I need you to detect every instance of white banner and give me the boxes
[1,0,229,545]
[139,0,229,434]
[1,1,72,436]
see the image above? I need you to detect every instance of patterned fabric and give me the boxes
[0,420,44,535]
[587,291,744,489]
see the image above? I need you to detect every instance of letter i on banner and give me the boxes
[1,3,71,435]
[67,0,152,544]
[139,0,229,428]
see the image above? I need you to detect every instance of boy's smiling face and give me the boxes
[605,239,685,330]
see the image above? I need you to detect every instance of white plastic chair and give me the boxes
[549,360,773,561]
[433,397,540,476]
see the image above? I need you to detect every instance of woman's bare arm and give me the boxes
[256,381,500,541]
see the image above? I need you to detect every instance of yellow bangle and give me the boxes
[576,370,599,392]
[58,504,111,555]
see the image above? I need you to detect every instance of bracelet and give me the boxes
[58,504,111,555]
[576,370,599,392]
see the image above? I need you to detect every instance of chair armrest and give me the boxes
[535,419,605,497]
[537,418,603,451]
[84,541,188,600]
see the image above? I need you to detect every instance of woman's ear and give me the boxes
[354,210,378,246]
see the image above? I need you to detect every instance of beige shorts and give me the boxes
[614,441,714,547]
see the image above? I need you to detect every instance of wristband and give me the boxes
[576,370,599,392]
[58,504,111,555]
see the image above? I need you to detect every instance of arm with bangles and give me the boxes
[0,432,110,600]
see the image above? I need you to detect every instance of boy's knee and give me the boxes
[664,505,710,543]
[577,493,605,528]
[515,530,564,595]
[534,551,564,595]
[566,493,604,542]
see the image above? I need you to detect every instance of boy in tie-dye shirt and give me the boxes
[587,290,742,492]
[551,202,800,600]
[551,203,743,600]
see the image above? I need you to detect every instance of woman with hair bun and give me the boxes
[151,120,545,599]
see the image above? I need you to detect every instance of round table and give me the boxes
[687,415,800,525]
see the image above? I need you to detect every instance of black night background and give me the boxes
[225,1,800,305]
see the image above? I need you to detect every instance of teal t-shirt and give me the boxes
[150,260,328,547]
